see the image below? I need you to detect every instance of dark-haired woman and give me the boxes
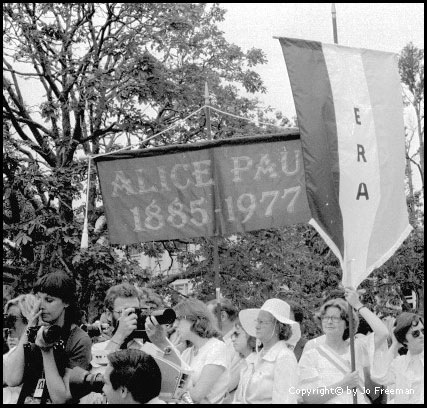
[297,287,389,404]
[4,270,92,404]
[371,312,424,404]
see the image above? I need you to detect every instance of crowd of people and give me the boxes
[3,268,424,404]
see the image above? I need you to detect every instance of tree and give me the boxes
[399,42,424,205]
[3,3,278,315]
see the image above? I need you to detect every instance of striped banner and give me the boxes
[279,38,412,288]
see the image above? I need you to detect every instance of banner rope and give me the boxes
[208,105,295,130]
[80,104,296,249]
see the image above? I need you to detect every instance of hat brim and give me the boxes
[239,309,301,346]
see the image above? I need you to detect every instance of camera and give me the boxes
[80,324,102,338]
[68,366,105,400]
[129,308,176,342]
[26,325,63,345]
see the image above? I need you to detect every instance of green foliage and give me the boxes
[3,3,284,317]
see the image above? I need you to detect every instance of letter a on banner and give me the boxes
[278,37,412,288]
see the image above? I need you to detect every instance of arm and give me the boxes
[370,332,399,385]
[345,287,389,348]
[189,364,226,403]
[105,308,137,351]
[37,326,92,404]
[4,298,42,386]
[272,353,299,404]
[40,349,73,404]
[4,332,27,386]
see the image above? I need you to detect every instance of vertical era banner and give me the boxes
[279,37,412,288]
[94,132,311,244]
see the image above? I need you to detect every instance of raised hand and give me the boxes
[19,296,42,327]
[344,287,363,310]
[114,308,137,344]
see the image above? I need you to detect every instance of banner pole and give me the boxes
[346,259,357,404]
[331,3,338,44]
[205,81,222,331]
[332,7,356,399]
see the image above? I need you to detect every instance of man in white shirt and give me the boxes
[81,283,187,403]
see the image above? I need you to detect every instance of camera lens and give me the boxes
[153,308,176,325]
[43,325,62,344]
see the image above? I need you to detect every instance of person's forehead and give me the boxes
[114,297,140,309]
[37,292,60,300]
[258,310,274,320]
[324,306,341,316]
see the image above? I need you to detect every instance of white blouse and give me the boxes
[181,337,230,404]
[233,341,298,404]
[298,340,370,404]
[371,349,424,404]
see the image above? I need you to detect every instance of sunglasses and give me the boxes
[410,328,424,338]
[3,314,25,329]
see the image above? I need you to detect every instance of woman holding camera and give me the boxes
[4,270,92,404]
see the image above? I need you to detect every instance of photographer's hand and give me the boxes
[108,308,137,348]
[35,327,54,352]
[145,316,168,349]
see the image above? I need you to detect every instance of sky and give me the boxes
[217,3,424,118]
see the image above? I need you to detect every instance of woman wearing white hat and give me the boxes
[232,298,300,404]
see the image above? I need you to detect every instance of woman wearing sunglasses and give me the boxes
[371,312,424,404]
[3,294,38,404]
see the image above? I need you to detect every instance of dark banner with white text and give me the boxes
[94,132,311,244]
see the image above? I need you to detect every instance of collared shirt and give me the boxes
[146,396,167,404]
[372,349,424,404]
[233,340,298,404]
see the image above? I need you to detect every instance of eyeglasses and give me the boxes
[322,316,342,323]
[410,328,424,338]
[255,319,274,326]
[231,331,241,340]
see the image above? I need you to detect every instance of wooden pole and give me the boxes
[346,259,357,404]
[204,82,222,331]
[331,3,338,44]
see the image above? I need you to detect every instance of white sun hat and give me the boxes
[239,298,301,346]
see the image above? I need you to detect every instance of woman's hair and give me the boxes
[174,298,222,339]
[206,298,239,322]
[234,320,257,354]
[315,298,359,341]
[393,312,424,346]
[4,294,37,325]
[33,269,80,325]
[276,320,293,341]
